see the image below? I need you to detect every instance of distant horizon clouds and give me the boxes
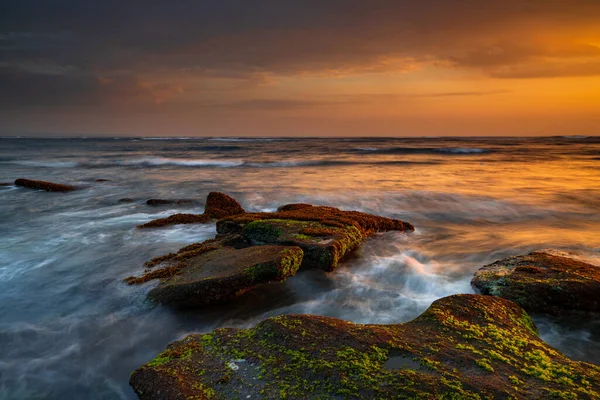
[1,0,599,136]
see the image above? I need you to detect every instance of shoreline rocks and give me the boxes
[472,250,600,314]
[128,196,413,307]
[130,294,600,399]
[14,178,77,192]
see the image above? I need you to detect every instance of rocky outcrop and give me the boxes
[14,178,77,192]
[130,294,600,399]
[472,250,600,314]
[138,192,245,228]
[128,239,303,308]
[129,199,413,306]
[217,204,414,271]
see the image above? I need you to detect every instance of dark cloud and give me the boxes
[1,0,599,112]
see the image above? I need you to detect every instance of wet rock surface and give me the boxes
[14,178,77,192]
[140,243,303,308]
[472,250,600,314]
[217,203,413,271]
[130,294,600,399]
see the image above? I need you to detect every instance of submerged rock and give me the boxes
[0,182,12,186]
[144,244,303,308]
[138,192,245,228]
[130,294,600,399]
[472,250,600,314]
[146,199,198,206]
[14,178,77,192]
[217,204,413,271]
[118,198,135,203]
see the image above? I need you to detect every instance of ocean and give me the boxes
[0,136,599,399]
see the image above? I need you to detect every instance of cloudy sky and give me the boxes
[1,0,599,136]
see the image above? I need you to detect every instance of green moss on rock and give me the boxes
[472,250,600,314]
[130,294,600,399]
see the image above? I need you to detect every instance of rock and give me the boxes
[217,204,413,271]
[130,294,600,399]
[472,250,600,314]
[204,192,245,219]
[139,192,245,228]
[95,179,111,182]
[118,198,135,203]
[14,178,77,192]
[139,244,303,308]
[146,199,198,206]
[138,213,212,228]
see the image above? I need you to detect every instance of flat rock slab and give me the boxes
[147,245,303,308]
[14,178,77,192]
[217,203,414,271]
[472,250,600,314]
[130,294,600,399]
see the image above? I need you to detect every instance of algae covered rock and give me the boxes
[204,191,245,219]
[138,192,245,228]
[135,243,303,308]
[472,250,600,314]
[217,204,413,271]
[14,178,77,192]
[130,294,600,399]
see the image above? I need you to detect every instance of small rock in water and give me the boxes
[146,199,197,206]
[14,178,77,192]
[118,198,135,203]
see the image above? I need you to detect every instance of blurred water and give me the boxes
[0,136,599,399]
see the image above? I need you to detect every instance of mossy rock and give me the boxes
[138,192,245,228]
[240,219,362,272]
[14,178,77,192]
[130,294,600,399]
[217,204,413,271]
[472,250,600,314]
[146,245,303,308]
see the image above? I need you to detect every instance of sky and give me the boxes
[1,0,600,137]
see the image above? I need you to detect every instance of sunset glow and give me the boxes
[1,1,599,136]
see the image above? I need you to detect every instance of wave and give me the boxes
[352,147,491,155]
[116,157,244,168]
[2,160,79,168]
[3,157,438,169]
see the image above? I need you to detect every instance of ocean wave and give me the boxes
[352,147,491,155]
[1,160,79,168]
[116,157,244,168]
[3,157,435,169]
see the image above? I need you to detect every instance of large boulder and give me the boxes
[14,178,77,192]
[472,250,600,314]
[217,204,413,271]
[126,240,303,308]
[130,294,600,399]
[138,192,245,228]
